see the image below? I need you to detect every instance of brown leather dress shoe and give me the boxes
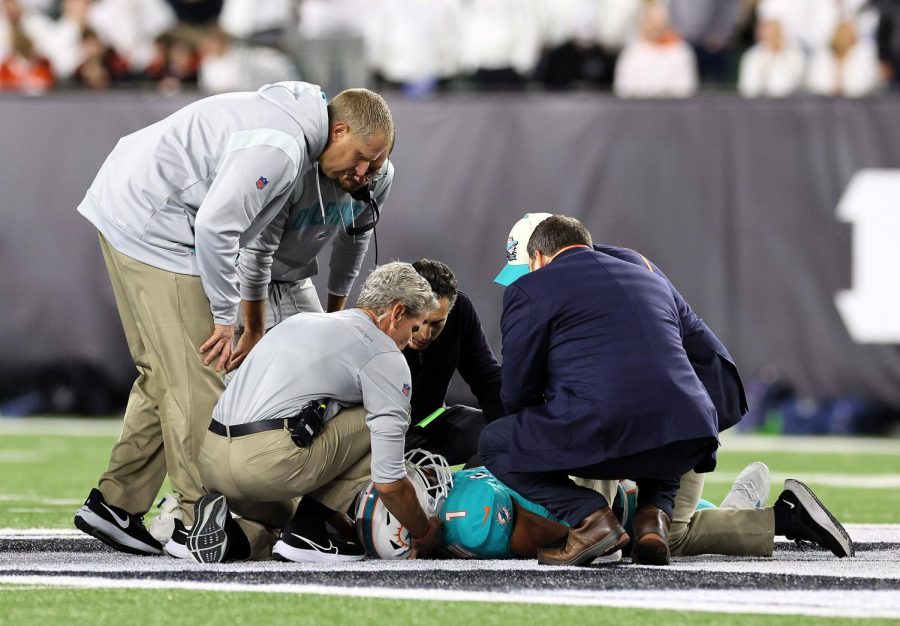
[537,507,629,566]
[632,505,671,565]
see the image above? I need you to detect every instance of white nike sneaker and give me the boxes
[149,492,183,544]
[720,461,771,509]
[74,488,163,555]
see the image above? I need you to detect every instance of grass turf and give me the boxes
[1,586,896,626]
[1,419,898,624]
[1,427,898,527]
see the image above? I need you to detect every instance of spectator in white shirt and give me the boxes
[738,18,805,97]
[20,0,90,79]
[198,26,297,94]
[364,0,461,89]
[219,0,293,40]
[458,0,540,89]
[807,18,882,97]
[613,0,698,98]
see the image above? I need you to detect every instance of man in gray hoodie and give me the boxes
[73,81,395,556]
[230,133,394,355]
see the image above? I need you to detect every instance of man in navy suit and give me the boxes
[480,214,721,567]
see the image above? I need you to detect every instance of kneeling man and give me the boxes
[481,214,721,567]
[185,262,442,563]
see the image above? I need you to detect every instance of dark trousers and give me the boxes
[404,404,487,467]
[478,416,717,527]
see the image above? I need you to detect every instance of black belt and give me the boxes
[208,417,298,438]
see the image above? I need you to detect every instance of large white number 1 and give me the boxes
[834,169,900,343]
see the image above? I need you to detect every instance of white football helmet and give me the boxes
[355,448,453,559]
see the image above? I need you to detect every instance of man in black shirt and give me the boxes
[404,259,504,465]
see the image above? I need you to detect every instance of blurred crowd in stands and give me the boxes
[1,0,899,97]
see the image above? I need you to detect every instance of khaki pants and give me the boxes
[571,477,620,511]
[669,470,775,557]
[198,406,372,559]
[97,235,224,523]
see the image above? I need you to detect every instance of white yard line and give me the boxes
[1,525,898,619]
[0,497,84,505]
[703,472,900,488]
[719,433,900,454]
[0,417,121,437]
[0,575,897,619]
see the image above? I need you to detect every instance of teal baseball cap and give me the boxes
[494,212,553,286]
[441,469,515,558]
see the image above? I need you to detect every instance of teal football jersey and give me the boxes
[440,467,566,558]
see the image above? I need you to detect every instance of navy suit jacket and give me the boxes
[594,245,747,432]
[500,246,722,472]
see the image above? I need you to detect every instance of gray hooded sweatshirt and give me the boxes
[77,81,329,325]
[237,162,394,301]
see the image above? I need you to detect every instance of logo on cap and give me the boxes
[256,176,269,190]
[506,237,518,262]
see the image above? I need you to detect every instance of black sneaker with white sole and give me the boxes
[777,479,855,558]
[74,488,163,556]
[186,492,229,564]
[272,522,366,563]
[163,518,191,560]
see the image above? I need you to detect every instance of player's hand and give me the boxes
[199,324,234,372]
[409,516,442,559]
[226,329,263,372]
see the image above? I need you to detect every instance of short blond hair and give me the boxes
[328,88,394,142]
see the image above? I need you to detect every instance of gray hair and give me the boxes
[327,88,395,142]
[356,262,438,318]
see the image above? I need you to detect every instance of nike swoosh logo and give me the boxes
[784,500,796,510]
[481,506,491,526]
[100,503,131,528]
[291,533,338,554]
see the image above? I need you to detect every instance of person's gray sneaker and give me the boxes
[74,488,163,556]
[186,492,229,563]
[777,479,855,558]
[721,461,771,509]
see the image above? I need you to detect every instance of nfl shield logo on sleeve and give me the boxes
[256,176,269,190]
[401,383,411,397]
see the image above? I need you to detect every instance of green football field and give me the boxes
[1,417,898,625]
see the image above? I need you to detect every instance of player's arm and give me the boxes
[509,502,568,558]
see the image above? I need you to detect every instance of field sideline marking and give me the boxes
[702,472,900,488]
[1,575,898,619]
